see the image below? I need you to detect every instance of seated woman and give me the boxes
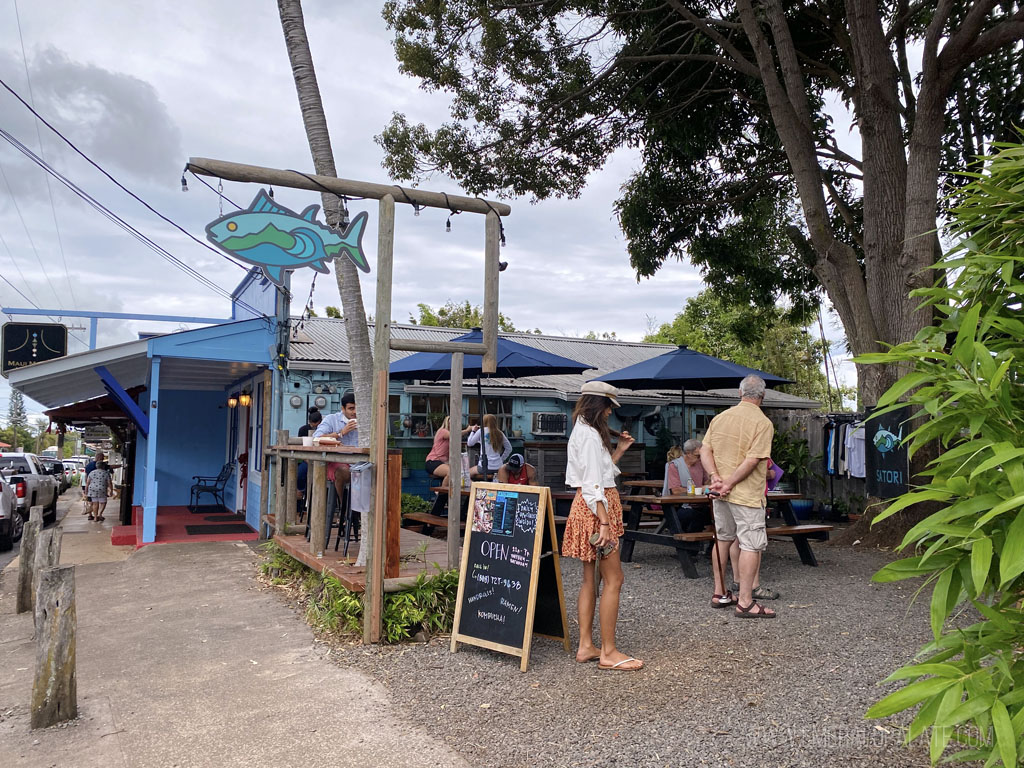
[467,414,512,480]
[661,439,712,530]
[424,416,471,489]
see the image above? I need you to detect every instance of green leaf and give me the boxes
[886,663,965,682]
[878,372,935,408]
[867,677,959,719]
[998,510,1024,586]
[874,554,957,583]
[951,303,982,369]
[972,538,994,595]
[971,446,1024,480]
[931,683,964,762]
[991,699,1015,768]
[873,490,954,527]
[938,693,995,728]
[931,569,956,639]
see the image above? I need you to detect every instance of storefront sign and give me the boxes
[1,322,68,377]
[204,189,370,286]
[865,406,911,499]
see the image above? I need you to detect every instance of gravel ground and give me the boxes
[286,542,939,767]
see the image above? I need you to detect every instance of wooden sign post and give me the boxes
[450,483,569,672]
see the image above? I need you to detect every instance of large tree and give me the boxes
[278,0,373,445]
[645,290,846,405]
[377,0,1024,409]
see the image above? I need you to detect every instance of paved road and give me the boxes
[0,489,76,570]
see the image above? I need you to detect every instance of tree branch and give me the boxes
[664,0,761,77]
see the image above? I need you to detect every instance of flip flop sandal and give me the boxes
[753,585,780,600]
[735,601,776,619]
[96,516,105,522]
[87,516,94,521]
[710,591,735,608]
[598,657,643,671]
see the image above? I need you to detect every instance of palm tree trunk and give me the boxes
[277,0,374,446]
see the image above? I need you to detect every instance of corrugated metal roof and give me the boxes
[286,318,821,409]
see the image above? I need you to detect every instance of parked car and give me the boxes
[0,452,59,527]
[39,457,71,494]
[0,473,20,551]
[63,459,85,486]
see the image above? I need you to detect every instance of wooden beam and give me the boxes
[447,352,464,569]
[482,210,501,374]
[388,339,488,355]
[385,449,401,579]
[284,455,298,531]
[188,157,511,217]
[274,430,288,534]
[310,461,327,558]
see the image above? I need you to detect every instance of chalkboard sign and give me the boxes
[865,406,911,499]
[450,483,568,671]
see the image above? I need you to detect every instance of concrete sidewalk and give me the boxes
[0,541,469,768]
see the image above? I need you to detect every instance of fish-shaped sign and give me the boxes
[873,424,903,454]
[205,189,370,285]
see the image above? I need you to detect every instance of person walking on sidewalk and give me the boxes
[85,461,113,522]
[701,375,777,618]
[561,381,643,672]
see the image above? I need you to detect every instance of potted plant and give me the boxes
[771,425,813,494]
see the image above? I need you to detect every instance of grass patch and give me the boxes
[257,542,458,643]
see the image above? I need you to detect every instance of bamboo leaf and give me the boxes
[886,663,965,682]
[991,699,1015,768]
[931,683,964,762]
[866,677,959,719]
[938,693,996,728]
[971,538,993,595]
[998,510,1024,586]
[878,372,935,408]
[931,569,954,639]
[952,303,982,369]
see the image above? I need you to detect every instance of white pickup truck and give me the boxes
[0,475,18,551]
[0,453,59,549]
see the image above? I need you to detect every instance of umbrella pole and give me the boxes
[680,387,687,444]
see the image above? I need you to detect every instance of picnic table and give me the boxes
[407,486,573,536]
[621,479,665,494]
[620,492,833,578]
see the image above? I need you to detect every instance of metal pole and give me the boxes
[89,318,97,350]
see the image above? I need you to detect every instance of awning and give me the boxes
[44,387,146,425]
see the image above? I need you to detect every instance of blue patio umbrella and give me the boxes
[595,346,792,440]
[389,328,595,422]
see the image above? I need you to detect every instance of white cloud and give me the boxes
[0,0,852,420]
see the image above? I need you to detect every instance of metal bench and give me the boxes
[189,461,235,511]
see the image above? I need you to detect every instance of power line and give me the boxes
[0,271,90,347]
[0,157,64,310]
[0,76,254,275]
[0,215,44,308]
[0,125,266,318]
[12,0,77,310]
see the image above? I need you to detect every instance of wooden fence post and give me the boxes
[386,449,401,579]
[31,565,77,729]
[284,455,298,532]
[29,504,44,525]
[310,461,327,557]
[33,528,64,607]
[16,520,41,614]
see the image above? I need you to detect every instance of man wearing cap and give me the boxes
[497,453,537,485]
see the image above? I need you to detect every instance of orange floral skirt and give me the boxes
[561,488,625,562]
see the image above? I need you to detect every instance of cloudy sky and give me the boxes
[0,0,852,423]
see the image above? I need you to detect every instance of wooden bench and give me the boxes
[403,510,569,537]
[672,524,834,567]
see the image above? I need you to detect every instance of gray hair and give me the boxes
[682,438,702,455]
[739,374,766,401]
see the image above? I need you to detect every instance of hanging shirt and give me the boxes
[845,423,867,479]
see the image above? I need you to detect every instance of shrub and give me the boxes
[257,543,458,643]
[402,492,432,516]
[861,141,1024,766]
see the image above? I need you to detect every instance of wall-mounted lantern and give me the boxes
[238,392,252,408]
[227,394,239,408]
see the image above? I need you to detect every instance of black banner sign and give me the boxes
[865,405,911,499]
[2,322,68,377]
[451,483,568,671]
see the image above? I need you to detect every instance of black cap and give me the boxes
[507,453,524,471]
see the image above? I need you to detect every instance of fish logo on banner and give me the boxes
[205,189,370,285]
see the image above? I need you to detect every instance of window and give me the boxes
[0,457,30,473]
[470,397,513,435]
[407,394,449,438]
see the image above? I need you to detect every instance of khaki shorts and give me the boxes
[712,499,767,552]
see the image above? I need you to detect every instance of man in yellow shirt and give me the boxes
[701,375,777,618]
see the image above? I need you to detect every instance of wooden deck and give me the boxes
[272,527,453,593]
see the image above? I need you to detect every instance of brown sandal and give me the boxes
[710,591,735,608]
[736,601,776,618]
